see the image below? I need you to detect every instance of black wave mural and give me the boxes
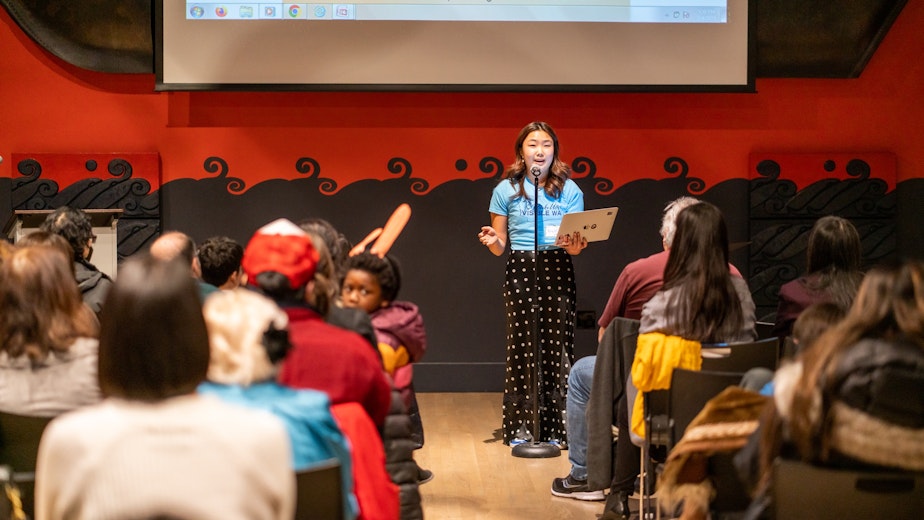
[4,154,914,391]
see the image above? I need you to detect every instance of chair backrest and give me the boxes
[701,337,780,373]
[294,458,343,520]
[667,368,744,448]
[773,458,924,519]
[0,411,54,519]
[642,368,743,452]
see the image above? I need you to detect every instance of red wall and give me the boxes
[2,4,924,192]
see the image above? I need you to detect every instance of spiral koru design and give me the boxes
[755,159,781,182]
[844,159,871,181]
[295,157,337,194]
[571,156,612,195]
[663,156,705,193]
[203,156,246,193]
[479,156,505,179]
[107,158,133,180]
[15,158,42,181]
[387,157,429,194]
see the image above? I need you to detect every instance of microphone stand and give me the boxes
[512,167,561,459]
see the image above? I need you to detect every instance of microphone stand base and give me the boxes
[511,441,562,459]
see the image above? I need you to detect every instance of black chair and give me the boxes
[772,458,924,519]
[701,337,780,373]
[638,368,746,520]
[0,411,53,519]
[295,458,344,520]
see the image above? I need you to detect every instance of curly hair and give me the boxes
[39,206,93,261]
[197,236,244,287]
[343,252,402,302]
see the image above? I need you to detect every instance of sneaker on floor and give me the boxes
[550,475,606,501]
[509,437,530,447]
[547,439,568,450]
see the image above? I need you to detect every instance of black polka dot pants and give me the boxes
[501,249,576,445]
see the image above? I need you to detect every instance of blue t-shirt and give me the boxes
[489,177,584,251]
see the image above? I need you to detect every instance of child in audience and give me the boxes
[341,252,432,485]
[341,253,427,378]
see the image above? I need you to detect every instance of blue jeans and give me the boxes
[566,355,596,480]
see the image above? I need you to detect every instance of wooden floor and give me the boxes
[414,393,604,520]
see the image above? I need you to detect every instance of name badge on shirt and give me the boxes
[545,224,560,244]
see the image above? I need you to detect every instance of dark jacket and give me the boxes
[74,259,113,317]
[382,389,423,520]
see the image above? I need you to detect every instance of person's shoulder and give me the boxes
[624,250,668,273]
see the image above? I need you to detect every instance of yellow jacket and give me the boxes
[630,332,702,438]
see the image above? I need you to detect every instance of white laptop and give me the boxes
[556,207,619,243]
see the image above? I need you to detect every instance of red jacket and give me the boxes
[278,305,392,427]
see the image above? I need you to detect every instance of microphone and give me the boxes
[530,166,541,178]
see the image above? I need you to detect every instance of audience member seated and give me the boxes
[34,255,294,520]
[551,196,702,502]
[298,220,378,350]
[242,218,392,427]
[342,252,433,511]
[735,259,924,520]
[342,252,427,434]
[17,230,101,331]
[0,245,101,416]
[740,302,846,394]
[39,206,113,317]
[604,202,756,520]
[150,230,219,301]
[197,235,246,290]
[772,215,862,339]
[199,287,357,519]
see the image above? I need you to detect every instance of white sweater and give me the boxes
[35,393,294,520]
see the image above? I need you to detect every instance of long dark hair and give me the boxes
[804,215,863,310]
[660,202,743,343]
[504,121,571,200]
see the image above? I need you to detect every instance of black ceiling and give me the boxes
[0,0,909,79]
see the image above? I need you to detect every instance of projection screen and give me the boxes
[155,0,754,91]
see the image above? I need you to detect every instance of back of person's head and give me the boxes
[242,218,319,304]
[344,252,402,303]
[203,288,290,386]
[790,302,847,356]
[803,216,864,311]
[39,206,92,261]
[806,216,862,275]
[197,236,244,288]
[298,218,352,279]
[659,196,700,248]
[0,245,94,361]
[302,231,337,316]
[18,231,77,276]
[97,255,209,401]
[150,231,198,269]
[662,202,742,343]
[790,259,924,459]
